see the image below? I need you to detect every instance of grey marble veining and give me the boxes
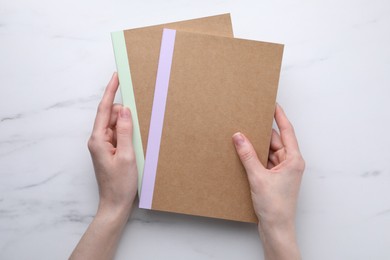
[1,0,390,259]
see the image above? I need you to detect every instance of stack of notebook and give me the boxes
[111,14,284,223]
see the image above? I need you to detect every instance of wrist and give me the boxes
[96,201,132,224]
[97,193,136,216]
[258,220,300,260]
[258,220,296,241]
[258,216,295,233]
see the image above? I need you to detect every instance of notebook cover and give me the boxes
[139,29,284,223]
[111,14,234,193]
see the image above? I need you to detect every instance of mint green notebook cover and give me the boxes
[111,31,144,194]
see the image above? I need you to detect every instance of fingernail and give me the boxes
[120,107,130,119]
[232,132,245,146]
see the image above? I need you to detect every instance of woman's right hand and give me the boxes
[232,104,305,260]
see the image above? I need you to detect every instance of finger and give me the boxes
[274,103,300,154]
[109,104,122,148]
[92,72,119,133]
[270,129,283,151]
[116,106,134,156]
[109,104,122,128]
[232,132,265,175]
[267,160,275,169]
[268,150,279,166]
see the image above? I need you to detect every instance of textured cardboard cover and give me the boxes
[123,14,234,153]
[149,30,284,223]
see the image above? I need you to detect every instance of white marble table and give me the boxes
[1,0,390,259]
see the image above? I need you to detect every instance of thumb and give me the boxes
[116,106,134,155]
[232,132,265,175]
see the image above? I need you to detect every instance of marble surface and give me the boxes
[1,0,390,259]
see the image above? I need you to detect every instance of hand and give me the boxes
[70,73,137,260]
[87,72,138,216]
[232,103,305,260]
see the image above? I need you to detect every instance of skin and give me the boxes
[70,73,305,260]
[70,73,137,260]
[232,103,305,260]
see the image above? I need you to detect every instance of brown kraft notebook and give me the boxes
[111,14,234,192]
[139,29,284,223]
